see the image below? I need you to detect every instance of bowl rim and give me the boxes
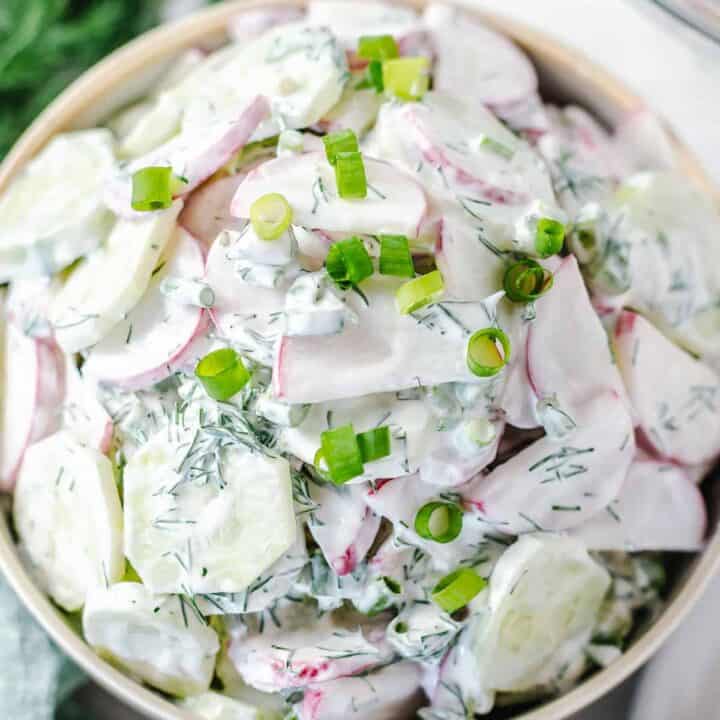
[0,2,718,719]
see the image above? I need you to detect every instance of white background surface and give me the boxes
[88,1,720,718]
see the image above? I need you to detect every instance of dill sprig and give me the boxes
[0,0,160,159]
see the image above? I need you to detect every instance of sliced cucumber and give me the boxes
[470,534,610,693]
[13,431,124,611]
[83,582,219,697]
[0,130,116,282]
[124,425,296,595]
[49,202,181,353]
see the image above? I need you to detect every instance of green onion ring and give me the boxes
[466,327,511,378]
[414,501,463,544]
[195,348,251,401]
[431,567,487,613]
[503,259,554,302]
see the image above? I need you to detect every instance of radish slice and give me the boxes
[13,431,124,611]
[462,390,635,534]
[614,310,720,465]
[435,210,506,301]
[537,106,625,215]
[294,661,423,720]
[306,1,423,47]
[179,173,247,248]
[423,3,537,108]
[229,615,394,692]
[0,130,115,282]
[613,109,676,174]
[0,323,65,491]
[83,582,219,697]
[105,96,269,218]
[281,391,436,481]
[570,460,706,551]
[62,358,113,453]
[231,152,427,239]
[527,256,628,420]
[372,93,558,222]
[496,301,540,429]
[228,6,304,41]
[364,473,502,575]
[274,276,504,404]
[307,483,379,576]
[82,229,209,390]
[50,202,182,353]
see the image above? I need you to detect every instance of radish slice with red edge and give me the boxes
[423,3,538,108]
[231,152,427,239]
[105,95,270,218]
[82,229,209,390]
[526,255,629,422]
[570,460,706,551]
[294,661,423,720]
[614,310,720,466]
[462,389,635,534]
[274,276,504,404]
[0,323,66,491]
[179,172,247,248]
[307,482,380,576]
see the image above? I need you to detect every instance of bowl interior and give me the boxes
[0,2,718,720]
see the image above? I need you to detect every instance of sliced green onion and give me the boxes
[335,151,367,199]
[131,166,173,211]
[432,568,487,613]
[535,217,566,258]
[366,59,385,93]
[325,236,374,288]
[250,193,292,241]
[382,576,402,594]
[503,259,554,302]
[414,501,463,544]
[319,424,364,484]
[396,269,445,314]
[356,426,391,463]
[382,56,430,101]
[466,328,511,377]
[195,348,251,401]
[358,35,399,61]
[323,129,359,166]
[379,235,414,277]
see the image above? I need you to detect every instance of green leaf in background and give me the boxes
[0,0,163,159]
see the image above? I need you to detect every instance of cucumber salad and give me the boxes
[1,2,718,719]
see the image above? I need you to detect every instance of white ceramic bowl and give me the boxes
[0,2,718,719]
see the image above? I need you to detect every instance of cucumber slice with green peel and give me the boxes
[83,582,219,697]
[13,431,124,611]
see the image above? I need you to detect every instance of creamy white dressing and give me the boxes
[1,2,714,716]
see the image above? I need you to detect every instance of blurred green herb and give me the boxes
[0,0,162,159]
